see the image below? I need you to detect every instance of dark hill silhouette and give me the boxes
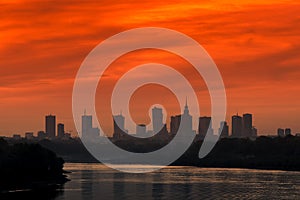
[0,138,68,195]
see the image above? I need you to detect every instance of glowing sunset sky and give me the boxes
[1,0,300,136]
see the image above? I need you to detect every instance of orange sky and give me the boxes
[1,0,300,136]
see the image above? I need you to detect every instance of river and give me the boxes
[51,163,300,199]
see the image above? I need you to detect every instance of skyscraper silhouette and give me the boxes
[219,121,229,138]
[152,107,163,134]
[277,128,285,137]
[113,113,125,139]
[232,114,242,138]
[170,115,181,135]
[242,113,252,137]
[285,128,292,136]
[57,123,65,138]
[82,112,100,139]
[170,99,193,137]
[198,116,213,138]
[82,113,92,138]
[136,124,146,136]
[46,115,56,139]
[181,98,193,134]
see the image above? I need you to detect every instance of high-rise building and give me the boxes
[113,113,125,139]
[181,99,193,134]
[46,115,56,139]
[82,114,92,138]
[57,123,65,138]
[156,124,169,140]
[198,116,213,137]
[277,128,285,137]
[136,124,146,136]
[88,127,100,138]
[170,115,181,135]
[243,113,253,137]
[232,114,242,138]
[170,99,193,136]
[285,128,292,136]
[252,126,258,137]
[152,107,164,134]
[219,121,229,138]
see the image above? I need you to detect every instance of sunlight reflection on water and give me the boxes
[55,163,300,200]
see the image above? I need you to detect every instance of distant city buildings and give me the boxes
[243,113,252,137]
[152,107,163,134]
[113,113,126,139]
[198,116,213,138]
[277,128,285,137]
[45,115,56,139]
[81,112,100,140]
[38,131,46,140]
[232,114,243,138]
[25,132,34,140]
[6,109,300,142]
[219,121,229,138]
[231,113,256,138]
[170,99,193,137]
[136,124,146,136]
[285,128,292,136]
[13,134,21,140]
[170,115,181,135]
[57,123,65,138]
[277,128,293,137]
[181,99,193,134]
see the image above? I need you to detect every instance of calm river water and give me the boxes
[54,163,300,200]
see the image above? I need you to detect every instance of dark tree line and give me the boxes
[0,138,68,193]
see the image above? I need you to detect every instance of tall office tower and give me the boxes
[88,127,100,138]
[57,123,65,138]
[170,99,193,136]
[252,127,258,137]
[181,99,193,134]
[285,128,292,136]
[113,113,125,139]
[232,114,242,138]
[219,121,229,138]
[136,124,146,136]
[243,113,253,137]
[152,107,163,134]
[156,124,169,140]
[82,113,92,138]
[277,128,285,137]
[198,116,212,137]
[46,115,56,139]
[170,115,181,135]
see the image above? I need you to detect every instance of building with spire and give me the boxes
[170,98,193,136]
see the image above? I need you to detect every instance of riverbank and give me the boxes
[0,138,69,194]
[3,135,300,172]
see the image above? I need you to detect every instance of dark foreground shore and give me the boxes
[0,138,69,198]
